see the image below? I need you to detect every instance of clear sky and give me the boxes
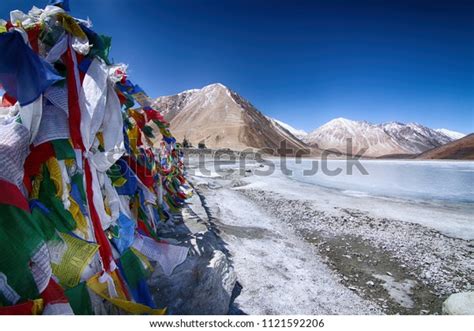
[1,0,473,133]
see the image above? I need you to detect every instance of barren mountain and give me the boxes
[153,83,310,154]
[303,118,457,157]
[417,134,474,160]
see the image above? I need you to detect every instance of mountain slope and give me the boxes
[269,118,307,139]
[303,118,456,157]
[153,83,309,154]
[380,122,452,153]
[434,129,466,140]
[417,134,474,160]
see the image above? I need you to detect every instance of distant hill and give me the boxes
[417,134,474,160]
[302,118,456,157]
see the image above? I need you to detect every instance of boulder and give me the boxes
[149,244,237,314]
[442,292,474,315]
[148,200,238,314]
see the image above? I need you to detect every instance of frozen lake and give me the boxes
[188,157,474,239]
[280,159,474,206]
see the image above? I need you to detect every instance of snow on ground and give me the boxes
[373,274,416,309]
[196,177,380,314]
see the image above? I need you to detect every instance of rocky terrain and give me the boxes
[240,189,473,314]
[147,191,240,314]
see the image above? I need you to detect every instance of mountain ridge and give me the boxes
[303,117,459,157]
[268,118,308,139]
[153,83,467,157]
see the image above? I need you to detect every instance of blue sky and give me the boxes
[1,0,473,133]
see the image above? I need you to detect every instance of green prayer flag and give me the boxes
[65,282,94,315]
[51,139,75,160]
[0,204,45,303]
[119,249,147,290]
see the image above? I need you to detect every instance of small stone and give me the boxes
[366,280,375,287]
[386,271,393,276]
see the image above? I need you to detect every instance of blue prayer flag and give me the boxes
[0,31,63,106]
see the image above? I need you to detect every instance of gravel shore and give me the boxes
[187,159,473,314]
[240,188,473,314]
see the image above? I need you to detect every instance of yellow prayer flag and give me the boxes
[49,233,99,288]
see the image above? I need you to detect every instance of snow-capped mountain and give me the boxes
[153,84,462,157]
[303,118,458,157]
[303,118,404,156]
[267,118,307,139]
[434,129,466,141]
[380,122,452,153]
[153,83,308,153]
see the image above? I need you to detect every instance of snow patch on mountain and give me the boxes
[434,129,466,141]
[268,118,307,139]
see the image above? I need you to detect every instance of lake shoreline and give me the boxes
[238,187,472,314]
[183,147,474,162]
[187,158,473,314]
